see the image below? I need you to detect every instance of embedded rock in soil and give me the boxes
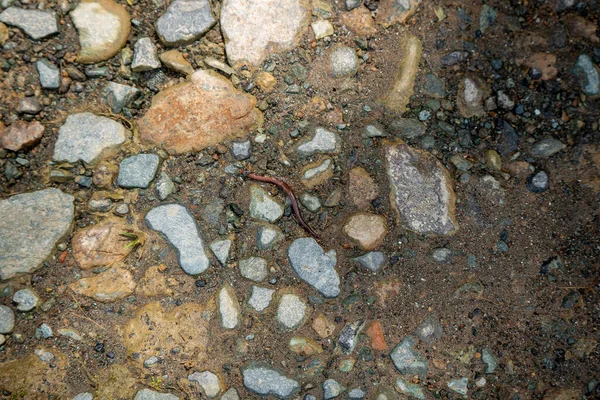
[348,167,378,209]
[257,224,284,250]
[531,138,566,158]
[337,320,365,354]
[289,337,322,355]
[457,76,488,118]
[448,378,469,396]
[323,379,346,399]
[249,184,284,223]
[239,256,268,282]
[390,336,428,378]
[210,239,231,266]
[53,112,128,165]
[138,69,263,154]
[0,188,74,280]
[218,284,241,329]
[221,0,310,68]
[352,251,386,272]
[572,54,600,96]
[221,388,240,400]
[145,204,210,275]
[156,0,216,46]
[156,171,176,200]
[71,217,136,270]
[242,364,301,399]
[376,0,421,27]
[527,171,550,193]
[366,320,389,351]
[312,313,336,338]
[383,140,458,236]
[70,0,131,64]
[36,59,61,89]
[248,285,275,312]
[0,7,58,39]
[276,293,307,330]
[102,82,140,114]
[0,120,44,151]
[295,127,341,157]
[389,118,425,139]
[13,289,39,312]
[341,7,377,37]
[160,49,195,75]
[117,153,160,188]
[312,19,334,39]
[414,314,443,344]
[72,393,94,400]
[134,389,180,400]
[69,266,136,302]
[330,46,359,77]
[396,377,425,399]
[132,37,161,72]
[343,213,388,251]
[301,157,334,188]
[188,371,221,398]
[0,305,15,333]
[288,238,340,298]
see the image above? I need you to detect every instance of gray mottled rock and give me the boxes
[395,377,424,400]
[17,97,43,114]
[365,124,387,138]
[530,138,565,158]
[218,284,240,329]
[156,172,176,200]
[36,59,61,89]
[323,379,345,399]
[337,320,365,354]
[232,140,251,160]
[330,46,358,77]
[348,388,366,399]
[210,239,231,266]
[383,140,458,236]
[36,322,53,338]
[345,0,361,11]
[458,76,487,118]
[296,127,341,157]
[414,314,443,344]
[156,0,216,46]
[132,37,161,72]
[0,188,74,280]
[117,154,160,188]
[352,252,386,272]
[0,305,15,333]
[388,118,425,139]
[572,54,600,96]
[242,364,300,399]
[482,347,499,373]
[102,82,140,113]
[35,348,55,362]
[422,73,446,97]
[299,193,321,212]
[72,393,94,400]
[239,257,268,282]
[249,184,284,222]
[220,388,239,400]
[0,7,58,39]
[145,204,210,275]
[390,336,428,378]
[53,113,128,165]
[13,289,39,311]
[144,356,161,368]
[527,171,549,193]
[256,224,284,250]
[188,371,221,398]
[288,238,340,298]
[276,293,307,330]
[134,389,180,400]
[448,378,468,396]
[248,285,275,312]
[431,248,453,263]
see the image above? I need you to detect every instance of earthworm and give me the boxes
[243,172,320,239]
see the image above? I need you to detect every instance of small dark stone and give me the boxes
[529,68,543,80]
[441,51,469,67]
[561,291,581,309]
[94,342,105,353]
[526,171,549,193]
[195,279,206,288]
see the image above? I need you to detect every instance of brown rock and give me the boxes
[255,71,277,92]
[136,264,174,297]
[525,53,557,81]
[375,279,401,307]
[312,313,336,338]
[341,7,377,36]
[366,320,388,351]
[300,157,334,188]
[92,162,118,188]
[138,69,263,154]
[0,120,44,151]
[343,212,388,250]
[457,76,488,118]
[69,266,136,302]
[376,0,421,27]
[348,167,378,209]
[160,49,194,75]
[0,22,8,46]
[71,218,137,270]
[542,388,581,400]
[289,337,323,355]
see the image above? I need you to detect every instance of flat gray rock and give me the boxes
[134,389,179,400]
[288,238,340,298]
[0,188,74,280]
[248,285,275,312]
[390,336,428,378]
[145,204,210,275]
[295,127,341,157]
[352,252,386,272]
[156,0,216,46]
[242,364,300,399]
[188,371,221,398]
[239,257,268,282]
[210,239,231,266]
[220,388,239,400]
[0,305,15,334]
[388,118,425,139]
[36,59,61,89]
[0,7,58,39]
[156,171,176,200]
[572,54,600,96]
[249,184,284,223]
[256,224,284,250]
[132,37,161,72]
[117,154,160,188]
[53,112,128,165]
[530,138,566,158]
[323,379,345,400]
[276,293,307,330]
[102,82,140,113]
[13,289,39,312]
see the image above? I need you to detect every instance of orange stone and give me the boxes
[366,320,388,351]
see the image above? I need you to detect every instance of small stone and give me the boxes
[0,120,44,151]
[479,4,496,32]
[300,157,334,188]
[232,140,252,160]
[102,82,140,113]
[288,238,340,298]
[115,203,129,214]
[276,293,307,330]
[144,356,161,368]
[299,193,321,212]
[366,320,388,351]
[36,59,61,89]
[381,35,421,115]
[69,266,135,302]
[348,167,378,209]
[458,76,487,118]
[395,377,424,400]
[156,172,176,200]
[337,320,365,354]
[352,252,386,272]
[527,171,550,193]
[57,328,82,341]
[159,49,194,75]
[156,0,215,46]
[204,57,236,76]
[345,0,361,10]
[255,72,277,92]
[249,184,284,223]
[497,91,514,110]
[330,46,358,77]
[289,336,322,356]
[388,118,425,139]
[341,7,377,37]
[239,257,268,282]
[36,323,53,338]
[440,50,468,67]
[188,371,221,398]
[431,248,453,263]
[117,154,160,189]
[531,138,566,158]
[134,389,179,400]
[72,393,94,400]
[17,97,43,114]
[390,336,428,378]
[364,124,386,138]
[376,0,420,26]
[572,55,600,96]
[13,289,39,312]
[323,379,345,400]
[218,284,241,329]
[248,286,275,312]
[422,73,446,97]
[256,224,284,250]
[482,347,499,373]
[35,348,55,362]
[348,389,366,399]
[89,199,113,212]
[0,305,15,333]
[343,213,387,251]
[311,19,334,39]
[450,154,473,172]
[296,127,341,157]
[242,364,300,398]
[220,388,239,400]
[448,378,468,396]
[0,7,58,39]
[414,314,443,344]
[132,37,161,72]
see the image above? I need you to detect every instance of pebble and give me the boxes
[299,193,321,212]
[13,289,39,312]
[288,238,340,298]
[239,257,268,282]
[17,97,43,115]
[249,184,284,223]
[390,336,428,378]
[36,59,61,89]
[343,213,388,251]
[218,284,241,329]
[344,0,361,11]
[144,356,161,368]
[257,224,284,250]
[497,121,518,156]
[210,239,231,266]
[364,124,387,138]
[277,293,307,330]
[381,35,421,115]
[72,393,94,400]
[35,348,55,362]
[242,364,300,398]
[0,7,58,39]
[376,0,420,26]
[132,37,161,72]
[448,378,468,396]
[188,371,221,398]
[396,377,424,399]
[527,171,549,193]
[58,328,82,341]
[414,314,443,344]
[36,323,53,339]
[348,388,366,399]
[220,388,239,400]
[497,90,514,110]
[482,347,499,373]
[134,389,179,400]
[296,127,341,157]
[422,73,446,97]
[352,252,386,272]
[232,140,252,160]
[102,82,140,113]
[159,49,194,75]
[323,379,345,400]
[458,76,487,118]
[156,172,176,200]
[248,286,275,312]
[330,46,358,77]
[479,4,496,32]
[530,138,566,158]
[0,120,44,152]
[89,198,113,212]
[0,305,15,333]
[145,204,210,275]
[348,167,378,209]
[572,55,600,96]
[337,320,365,354]
[311,19,334,39]
[440,50,468,67]
[450,154,473,171]
[388,118,425,139]
[157,0,215,46]
[117,154,160,189]
[431,248,453,263]
[301,157,334,188]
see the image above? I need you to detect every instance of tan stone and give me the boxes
[343,212,387,250]
[525,53,557,81]
[136,264,174,297]
[312,313,336,338]
[92,162,118,188]
[0,22,9,46]
[376,0,421,27]
[542,388,582,400]
[301,157,334,188]
[0,352,68,395]
[69,266,136,302]
[0,120,44,151]
[348,167,378,209]
[71,217,137,270]
[160,49,194,75]
[138,69,263,154]
[341,7,377,36]
[289,337,323,355]
[95,364,138,399]
[255,71,277,92]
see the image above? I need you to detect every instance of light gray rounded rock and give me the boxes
[220,388,239,400]
[134,389,180,400]
[299,193,321,212]
[276,294,307,330]
[132,37,161,72]
[352,252,386,272]
[117,154,160,189]
[239,257,268,282]
[72,393,94,400]
[330,46,358,77]
[156,0,216,46]
[188,371,221,398]
[0,7,58,39]
[573,54,600,96]
[323,379,345,400]
[36,59,61,89]
[295,127,341,157]
[242,364,300,399]
[530,138,565,158]
[36,322,53,338]
[249,184,284,223]
[102,82,141,114]
[288,238,340,298]
[13,288,39,312]
[248,285,275,312]
[156,172,176,200]
[256,224,284,250]
[0,305,15,334]
[232,140,252,160]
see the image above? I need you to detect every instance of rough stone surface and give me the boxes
[299,193,321,212]
[117,154,160,188]
[221,0,310,68]
[248,285,275,312]
[70,0,131,64]
[0,7,58,39]
[349,167,378,209]
[288,238,340,298]
[531,138,566,158]
[102,82,140,114]
[330,46,358,77]
[448,378,468,396]
[389,118,426,139]
[343,213,388,251]
[138,69,263,154]
[134,389,180,400]
[337,320,365,354]
[132,37,161,72]
[36,59,61,89]
[13,289,39,312]
[220,388,239,400]
[352,252,386,272]
[160,49,195,75]
[232,140,252,160]
[572,54,600,96]
[0,188,74,280]
[0,120,44,151]
[458,76,488,118]
[0,305,15,333]
[323,379,345,399]
[210,239,231,266]
[376,0,421,27]
[257,224,284,250]
[218,284,241,329]
[53,113,128,165]
[295,127,341,157]
[276,293,307,330]
[396,377,424,399]
[249,184,284,222]
[311,19,334,39]
[145,204,210,275]
[414,314,443,344]
[390,336,428,378]
[69,266,136,302]
[156,0,216,46]
[242,365,300,399]
[341,7,377,37]
[300,157,334,188]
[188,371,221,398]
[156,172,176,200]
[527,171,550,193]
[381,35,422,115]
[383,140,458,236]
[239,257,268,282]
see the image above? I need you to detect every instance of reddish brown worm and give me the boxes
[244,172,320,239]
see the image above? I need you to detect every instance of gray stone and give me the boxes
[348,388,366,399]
[383,141,458,236]
[144,356,161,368]
[0,7,58,39]
[102,82,140,113]
[134,389,180,400]
[156,172,176,200]
[220,388,239,400]
[448,378,468,396]
[72,393,94,400]
[53,113,128,165]
[482,347,499,373]
[388,118,425,139]
[17,97,43,114]
[132,37,161,72]
[395,377,424,400]
[344,0,361,11]
[390,336,428,378]
[249,184,284,223]
[422,73,446,97]
[287,238,340,298]
[35,349,55,362]
[210,239,231,266]
[458,76,486,118]
[36,59,61,89]
[572,55,600,96]
[232,140,251,160]
[36,322,53,338]
[89,199,113,212]
[218,284,240,329]
[364,124,387,138]
[295,127,341,157]
[276,293,307,330]
[497,90,514,110]
[239,257,268,282]
[330,46,358,77]
[156,0,216,46]
[431,248,453,263]
[256,224,284,250]
[323,379,345,400]
[0,188,74,280]
[299,193,321,212]
[248,285,275,312]
[188,371,221,398]
[13,289,39,311]
[479,4,496,32]
[352,252,386,272]
[337,320,365,354]
[530,138,566,158]
[145,204,210,275]
[527,171,549,193]
[450,154,473,171]
[0,305,15,333]
[414,314,443,344]
[242,364,300,399]
[117,154,160,188]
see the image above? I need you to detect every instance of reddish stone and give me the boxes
[0,121,44,151]
[366,320,388,351]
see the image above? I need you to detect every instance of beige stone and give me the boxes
[312,313,336,338]
[376,0,421,27]
[343,212,388,250]
[348,167,378,209]
[0,22,8,45]
[136,264,174,297]
[92,162,118,188]
[341,7,377,36]
[160,49,194,75]
[69,266,136,302]
[457,76,488,118]
[289,337,323,355]
[255,71,277,92]
[0,352,68,395]
[301,157,334,188]
[138,69,263,154]
[0,120,44,151]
